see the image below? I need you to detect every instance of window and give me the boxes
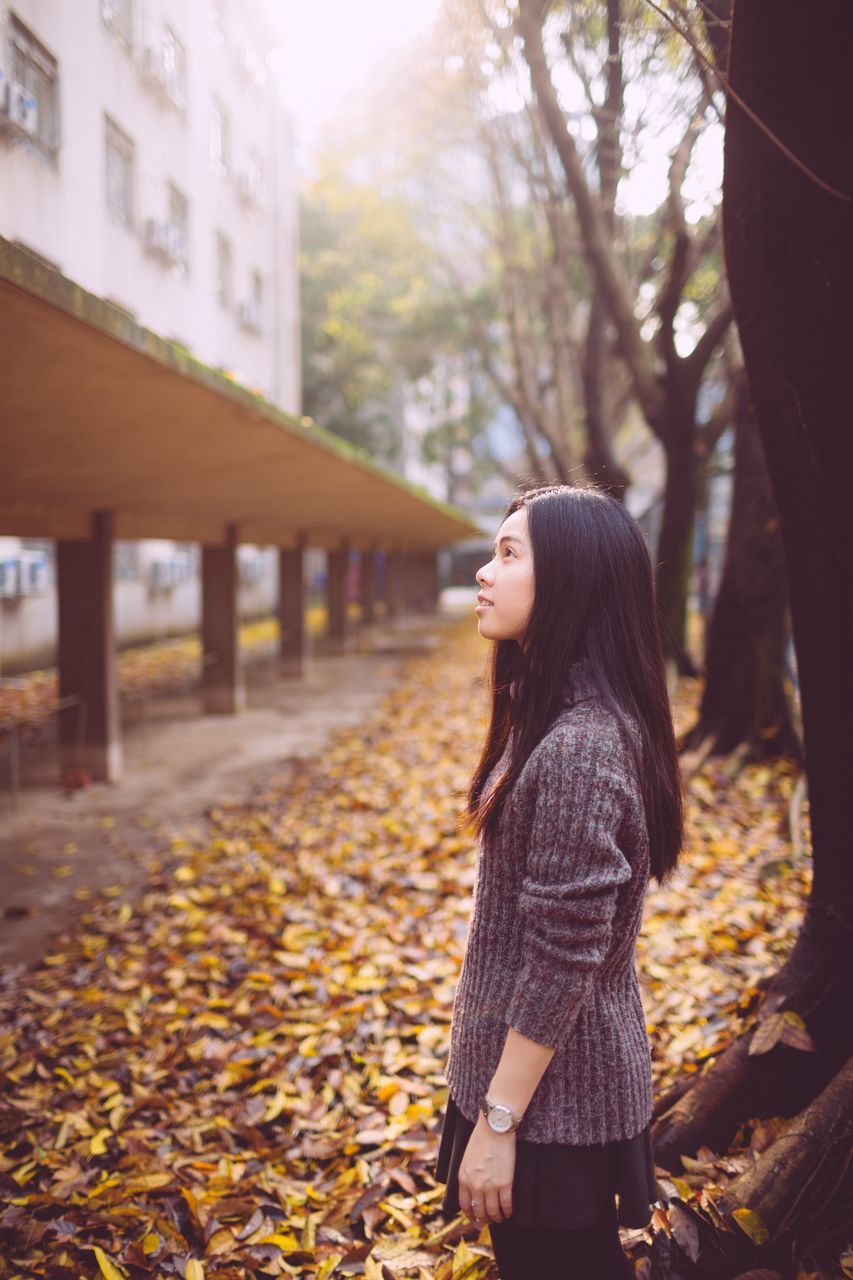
[162,27,186,109]
[168,183,189,272]
[102,0,133,46]
[209,99,229,176]
[215,232,232,307]
[104,116,135,228]
[8,15,60,155]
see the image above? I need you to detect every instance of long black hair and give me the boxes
[462,483,683,887]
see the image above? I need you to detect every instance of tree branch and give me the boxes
[516,0,666,426]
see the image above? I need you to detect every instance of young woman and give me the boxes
[434,484,683,1279]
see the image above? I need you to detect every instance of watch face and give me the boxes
[489,1107,512,1133]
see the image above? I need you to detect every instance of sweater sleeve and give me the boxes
[504,718,634,1050]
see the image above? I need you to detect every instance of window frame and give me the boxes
[104,114,136,230]
[8,14,61,157]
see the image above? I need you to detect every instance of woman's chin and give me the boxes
[476,613,502,639]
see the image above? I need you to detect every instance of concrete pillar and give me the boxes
[360,547,377,626]
[426,551,440,610]
[278,534,306,672]
[326,538,350,653]
[416,551,439,612]
[201,523,245,714]
[384,549,403,619]
[411,551,427,613]
[57,509,122,782]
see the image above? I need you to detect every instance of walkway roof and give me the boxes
[0,237,479,550]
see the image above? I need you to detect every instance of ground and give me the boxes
[0,609,460,971]
[0,601,818,1279]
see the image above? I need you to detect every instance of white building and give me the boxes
[0,0,302,670]
[0,0,300,410]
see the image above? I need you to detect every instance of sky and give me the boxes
[262,0,722,216]
[264,0,441,159]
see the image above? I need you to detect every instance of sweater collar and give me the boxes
[559,657,601,707]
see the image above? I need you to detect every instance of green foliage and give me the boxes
[300,165,450,464]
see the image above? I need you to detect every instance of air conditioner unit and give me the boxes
[238,299,261,333]
[143,217,168,258]
[18,550,49,595]
[147,554,192,589]
[7,81,38,136]
[162,221,185,265]
[0,558,19,598]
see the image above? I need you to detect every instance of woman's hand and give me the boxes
[457,1115,516,1224]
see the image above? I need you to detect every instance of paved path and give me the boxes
[0,606,470,970]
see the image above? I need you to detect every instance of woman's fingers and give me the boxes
[484,1190,503,1222]
[462,1186,513,1224]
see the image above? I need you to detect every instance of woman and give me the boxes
[434,484,683,1278]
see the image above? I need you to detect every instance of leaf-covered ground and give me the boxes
[0,617,814,1278]
[0,614,336,735]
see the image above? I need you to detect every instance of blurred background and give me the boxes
[0,0,736,684]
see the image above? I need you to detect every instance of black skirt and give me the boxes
[434,1095,663,1230]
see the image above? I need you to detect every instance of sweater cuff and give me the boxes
[505,971,594,1049]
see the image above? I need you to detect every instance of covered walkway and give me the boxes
[0,237,478,782]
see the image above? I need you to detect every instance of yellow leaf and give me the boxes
[142,1233,160,1256]
[194,1012,231,1031]
[89,1127,112,1155]
[92,1247,127,1280]
[316,1257,344,1280]
[185,1261,205,1280]
[452,1240,474,1273]
[732,1206,770,1244]
[257,1233,300,1249]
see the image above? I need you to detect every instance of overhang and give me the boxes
[0,237,479,550]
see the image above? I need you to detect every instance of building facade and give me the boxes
[0,0,299,410]
[0,0,302,670]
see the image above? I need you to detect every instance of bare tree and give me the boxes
[517,0,733,671]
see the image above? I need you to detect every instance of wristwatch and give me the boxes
[480,1095,523,1133]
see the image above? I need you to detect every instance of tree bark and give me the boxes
[649,0,853,1271]
[681,376,801,759]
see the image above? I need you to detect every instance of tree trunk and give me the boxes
[648,0,853,1273]
[680,376,801,759]
[656,408,702,676]
[581,293,630,500]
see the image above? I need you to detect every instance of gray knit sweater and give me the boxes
[445,657,654,1145]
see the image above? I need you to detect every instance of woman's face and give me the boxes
[474,506,535,646]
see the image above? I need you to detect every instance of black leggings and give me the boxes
[487,1198,634,1279]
